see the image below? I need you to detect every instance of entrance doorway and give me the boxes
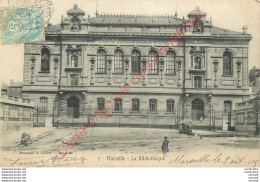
[67,96,79,118]
[192,98,204,121]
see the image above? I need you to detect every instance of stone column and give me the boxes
[107,57,112,85]
[141,58,147,86]
[236,60,242,88]
[90,57,95,85]
[159,57,165,86]
[53,57,59,85]
[30,56,36,84]
[176,59,182,87]
[124,58,130,83]
[213,59,219,87]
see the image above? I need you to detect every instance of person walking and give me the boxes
[162,136,169,156]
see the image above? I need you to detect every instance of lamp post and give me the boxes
[213,59,219,87]
[236,60,242,88]
[254,95,260,135]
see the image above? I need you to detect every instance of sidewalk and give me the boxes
[194,129,259,138]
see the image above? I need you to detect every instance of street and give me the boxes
[1,127,259,155]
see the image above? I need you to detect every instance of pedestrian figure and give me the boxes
[162,137,169,156]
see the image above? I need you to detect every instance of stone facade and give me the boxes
[22,5,252,129]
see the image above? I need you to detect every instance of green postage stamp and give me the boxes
[0,7,44,44]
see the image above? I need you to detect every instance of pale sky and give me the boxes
[0,0,260,83]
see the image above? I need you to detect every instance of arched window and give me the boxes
[67,96,80,118]
[166,51,175,74]
[194,57,202,69]
[223,51,233,75]
[97,49,107,73]
[149,99,157,112]
[132,98,140,111]
[148,50,159,74]
[71,55,78,68]
[41,48,50,72]
[131,50,141,73]
[114,50,124,73]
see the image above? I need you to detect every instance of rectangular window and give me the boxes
[39,97,48,111]
[97,50,107,73]
[132,98,140,111]
[71,55,78,68]
[166,51,175,74]
[224,101,232,115]
[149,99,157,112]
[148,51,159,74]
[194,76,202,88]
[114,98,122,111]
[114,50,124,73]
[97,98,105,111]
[131,50,141,73]
[167,100,174,112]
[70,74,78,86]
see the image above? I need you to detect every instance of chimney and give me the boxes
[242,25,248,34]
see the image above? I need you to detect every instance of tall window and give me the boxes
[194,76,202,88]
[194,57,202,69]
[114,50,124,73]
[71,55,78,67]
[223,51,233,76]
[166,51,175,74]
[97,50,107,73]
[149,99,157,112]
[167,100,174,112]
[39,97,48,111]
[132,98,140,111]
[70,74,78,86]
[41,48,50,72]
[114,98,122,111]
[97,98,105,111]
[131,50,141,73]
[148,50,159,74]
[224,101,232,115]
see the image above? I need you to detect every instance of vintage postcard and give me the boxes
[0,0,259,167]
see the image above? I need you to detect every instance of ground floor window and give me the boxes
[97,98,105,111]
[167,99,174,112]
[39,97,48,111]
[132,98,139,111]
[114,98,122,111]
[149,99,157,112]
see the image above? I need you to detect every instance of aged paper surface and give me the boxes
[0,0,259,167]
